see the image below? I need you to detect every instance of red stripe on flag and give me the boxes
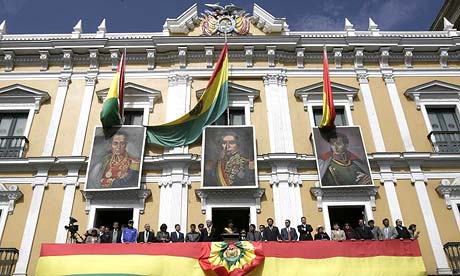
[118,51,125,121]
[205,44,228,90]
[40,240,421,259]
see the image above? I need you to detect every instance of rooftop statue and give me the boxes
[202,2,250,36]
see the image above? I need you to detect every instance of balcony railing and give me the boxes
[0,136,28,158]
[427,131,460,153]
[444,242,460,274]
[0,248,18,276]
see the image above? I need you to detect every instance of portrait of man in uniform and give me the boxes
[202,126,257,187]
[85,126,146,190]
[312,126,372,187]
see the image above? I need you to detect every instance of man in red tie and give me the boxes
[281,219,298,241]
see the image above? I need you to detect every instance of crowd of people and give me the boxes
[81,217,420,244]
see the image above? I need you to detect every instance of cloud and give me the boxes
[0,0,29,15]
[358,0,426,30]
[292,14,344,31]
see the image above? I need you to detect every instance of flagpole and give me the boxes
[120,48,127,124]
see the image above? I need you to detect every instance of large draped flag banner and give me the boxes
[100,51,126,128]
[36,240,426,276]
[319,47,336,128]
[146,44,229,147]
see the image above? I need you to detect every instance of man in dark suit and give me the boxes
[137,223,155,243]
[355,219,374,240]
[200,220,219,242]
[108,222,122,243]
[395,219,411,240]
[247,224,262,241]
[171,224,185,242]
[297,216,314,241]
[263,218,281,241]
[281,219,298,241]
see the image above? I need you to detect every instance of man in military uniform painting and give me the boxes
[318,131,372,186]
[97,132,140,188]
[204,129,255,187]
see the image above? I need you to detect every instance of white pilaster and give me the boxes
[412,173,452,274]
[157,74,192,231]
[14,170,48,276]
[380,168,403,222]
[42,75,71,156]
[164,74,192,154]
[158,171,190,232]
[382,72,415,151]
[356,71,386,152]
[54,167,80,243]
[72,75,97,155]
[263,73,294,153]
[263,73,302,225]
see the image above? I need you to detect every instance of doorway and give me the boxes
[94,208,133,230]
[212,208,250,237]
[328,205,366,229]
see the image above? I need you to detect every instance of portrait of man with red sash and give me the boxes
[86,126,145,190]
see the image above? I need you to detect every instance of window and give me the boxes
[124,110,144,125]
[213,107,246,126]
[0,113,28,158]
[313,107,347,126]
[426,107,460,153]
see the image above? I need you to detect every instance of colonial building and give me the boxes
[0,3,459,275]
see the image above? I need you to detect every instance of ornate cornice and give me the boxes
[81,189,151,214]
[310,185,379,212]
[195,188,265,214]
[436,178,460,209]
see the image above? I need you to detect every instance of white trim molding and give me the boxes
[319,200,374,236]
[404,80,460,111]
[437,178,460,210]
[197,82,260,124]
[0,84,50,113]
[0,183,23,243]
[162,4,201,35]
[96,81,162,114]
[294,81,358,126]
[251,4,289,34]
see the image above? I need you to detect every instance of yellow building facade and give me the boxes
[0,3,459,275]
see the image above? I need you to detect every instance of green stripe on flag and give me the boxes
[146,82,228,147]
[100,97,121,128]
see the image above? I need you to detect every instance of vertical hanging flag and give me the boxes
[100,51,125,128]
[319,47,335,128]
[146,44,228,147]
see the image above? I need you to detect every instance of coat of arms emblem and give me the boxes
[202,3,250,36]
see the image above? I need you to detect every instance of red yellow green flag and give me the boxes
[100,51,125,128]
[319,47,336,128]
[146,44,228,147]
[36,240,426,276]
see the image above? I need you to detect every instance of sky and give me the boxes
[0,0,443,34]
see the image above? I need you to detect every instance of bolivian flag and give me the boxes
[319,47,336,128]
[100,51,125,128]
[146,44,228,147]
[36,240,426,276]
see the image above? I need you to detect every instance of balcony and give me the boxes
[0,248,19,276]
[444,242,460,274]
[0,136,28,158]
[428,131,460,153]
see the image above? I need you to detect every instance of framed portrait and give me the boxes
[202,125,258,188]
[84,126,146,191]
[312,126,373,187]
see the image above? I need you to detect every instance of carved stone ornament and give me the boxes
[436,178,460,209]
[201,3,250,36]
[0,183,23,215]
[310,185,379,212]
[195,188,265,214]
